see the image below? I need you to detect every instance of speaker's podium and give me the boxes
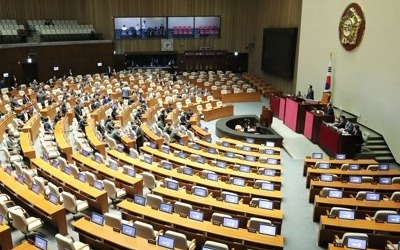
[260,106,273,127]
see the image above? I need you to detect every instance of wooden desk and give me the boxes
[141,122,164,149]
[90,103,109,122]
[319,215,400,248]
[0,224,13,250]
[118,200,284,250]
[303,110,334,143]
[21,114,41,140]
[31,158,109,214]
[0,114,16,138]
[191,125,211,140]
[85,118,106,156]
[54,117,73,163]
[217,137,281,153]
[303,158,378,177]
[306,168,400,188]
[72,218,172,250]
[11,242,40,250]
[0,168,68,235]
[328,243,379,250]
[313,196,400,222]
[71,153,143,196]
[107,150,282,201]
[309,179,400,203]
[40,103,60,119]
[319,123,357,158]
[166,143,281,170]
[220,92,260,103]
[135,146,282,184]
[20,132,36,159]
[203,104,234,121]
[270,95,280,118]
[153,186,283,221]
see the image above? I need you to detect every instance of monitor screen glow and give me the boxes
[224,194,239,204]
[232,177,246,187]
[166,180,179,190]
[78,173,86,182]
[239,165,250,173]
[34,236,48,250]
[246,155,256,162]
[161,146,170,154]
[49,193,58,205]
[386,214,400,224]
[259,224,277,236]
[336,154,346,160]
[159,202,173,213]
[162,161,172,170]
[178,151,186,159]
[265,149,275,155]
[216,161,226,168]
[117,144,124,152]
[94,155,102,163]
[242,145,251,151]
[338,210,355,220]
[258,199,273,210]
[53,66,59,71]
[379,177,392,184]
[149,141,156,149]
[207,173,218,181]
[130,149,137,158]
[189,209,204,221]
[346,237,367,250]
[267,158,278,165]
[31,183,40,194]
[263,169,276,176]
[134,194,146,205]
[221,141,230,147]
[127,168,136,177]
[320,174,333,182]
[191,143,200,150]
[108,160,118,170]
[222,217,239,229]
[312,153,323,159]
[226,151,235,158]
[261,182,274,191]
[349,176,362,184]
[182,167,193,176]
[121,224,136,237]
[196,156,206,164]
[349,164,360,170]
[207,147,216,154]
[328,190,343,199]
[93,180,103,190]
[193,187,207,197]
[318,162,330,169]
[157,235,175,249]
[379,164,390,171]
[144,155,153,164]
[365,192,380,201]
[246,138,255,144]
[91,212,104,226]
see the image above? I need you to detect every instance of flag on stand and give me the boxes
[324,53,332,92]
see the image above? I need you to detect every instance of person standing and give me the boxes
[305,85,314,100]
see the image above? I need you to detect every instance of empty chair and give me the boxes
[104,212,133,230]
[390,191,400,201]
[393,177,400,183]
[340,164,349,170]
[103,179,126,206]
[0,193,11,203]
[61,191,89,219]
[203,241,229,250]
[334,232,368,246]
[367,210,397,222]
[367,164,379,171]
[328,207,352,217]
[133,220,161,240]
[211,212,231,224]
[0,200,22,223]
[361,176,374,183]
[320,187,339,197]
[9,207,44,238]
[174,201,192,216]
[386,240,399,250]
[48,182,63,204]
[354,191,368,200]
[84,171,99,186]
[142,172,160,190]
[146,194,163,208]
[164,230,196,250]
[33,176,49,196]
[55,233,90,250]
[247,217,272,230]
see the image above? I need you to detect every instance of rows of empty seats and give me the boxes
[0,19,24,36]
[28,19,94,35]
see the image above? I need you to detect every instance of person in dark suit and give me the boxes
[132,123,144,151]
[22,94,30,104]
[111,126,123,143]
[305,85,314,100]
[53,110,63,124]
[352,125,364,153]
[10,96,21,109]
[74,102,84,122]
[43,117,53,133]
[78,115,88,132]
[326,103,334,116]
[344,120,354,133]
[334,116,347,129]
[16,109,30,126]
[36,90,46,107]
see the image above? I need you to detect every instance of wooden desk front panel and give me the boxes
[0,114,16,138]
[328,243,379,250]
[203,104,233,121]
[54,117,73,163]
[40,103,60,120]
[141,123,164,149]
[0,224,13,250]
[31,158,109,214]
[21,114,41,140]
[85,118,106,156]
[118,200,284,250]
[0,168,68,235]
[20,132,36,159]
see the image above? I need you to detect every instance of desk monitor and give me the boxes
[121,223,136,237]
[335,154,346,160]
[242,145,251,152]
[221,141,230,147]
[338,209,355,220]
[312,153,323,159]
[193,187,207,197]
[189,209,204,222]
[81,149,89,157]
[108,160,118,170]
[224,194,239,204]
[159,202,173,214]
[17,174,24,184]
[246,155,256,162]
[261,182,274,191]
[205,137,212,143]
[78,173,86,182]
[93,180,103,190]
[190,143,200,150]
[51,159,59,167]
[116,144,124,152]
[34,235,48,250]
[31,183,40,194]
[267,158,278,165]
[162,161,172,170]
[94,154,102,163]
[149,141,156,149]
[346,237,367,250]
[320,174,333,182]
[182,167,193,176]
[263,169,276,177]
[161,145,170,154]
[48,193,58,205]
[207,173,218,181]
[178,151,186,159]
[266,141,275,147]
[386,214,400,224]
[196,156,206,164]
[5,166,12,175]
[202,247,217,250]
[226,151,235,158]
[258,199,273,210]
[207,147,217,154]
[178,139,185,146]
[239,165,250,173]
[328,190,343,199]
[129,149,138,158]
[259,223,277,236]
[216,160,226,169]
[91,212,104,226]
[318,162,330,169]
[204,127,209,132]
[349,176,362,184]
[222,217,239,229]
[42,154,48,161]
[0,214,3,225]
[157,235,175,249]
[133,194,146,206]
[379,177,392,185]
[244,137,254,144]
[144,155,153,164]
[265,149,275,155]
[166,180,179,190]
[379,163,390,171]
[349,164,360,170]
[127,168,136,177]
[64,166,71,175]
[232,177,246,187]
[365,192,380,201]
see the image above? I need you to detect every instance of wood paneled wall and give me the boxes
[0,0,302,92]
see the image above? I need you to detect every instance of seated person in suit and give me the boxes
[43,117,53,133]
[111,126,123,143]
[16,109,30,125]
[334,116,347,129]
[105,118,115,133]
[53,110,64,124]
[5,129,20,150]
[325,103,334,116]
[352,125,364,153]
[10,96,21,109]
[305,85,314,100]
[164,122,181,142]
[344,119,354,133]
[22,94,31,104]
[78,115,88,132]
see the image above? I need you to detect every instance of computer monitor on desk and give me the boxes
[159,202,173,214]
[379,163,390,171]
[232,177,246,187]
[121,223,136,237]
[259,224,277,236]
[157,235,175,249]
[193,187,207,197]
[91,212,104,226]
[379,177,392,185]
[34,236,48,250]
[349,176,362,184]
[189,209,204,222]
[320,174,333,182]
[224,194,239,204]
[258,199,273,210]
[338,209,355,220]
[335,154,346,160]
[312,153,323,159]
[349,164,360,170]
[318,162,330,169]
[182,166,193,176]
[222,217,239,229]
[134,194,146,206]
[216,161,226,169]
[263,168,276,176]
[328,190,343,199]
[365,192,380,201]
[239,165,250,173]
[386,214,400,224]
[345,237,367,250]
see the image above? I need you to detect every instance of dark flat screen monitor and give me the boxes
[34,236,48,250]
[134,194,146,205]
[121,223,136,237]
[189,209,204,222]
[157,235,175,249]
[346,237,367,250]
[222,217,239,229]
[91,212,104,226]
[338,209,355,220]
[259,223,277,236]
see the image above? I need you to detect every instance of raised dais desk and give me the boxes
[319,123,357,158]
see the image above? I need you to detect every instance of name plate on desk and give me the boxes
[248,228,257,233]
[334,243,343,247]
[341,180,348,183]
[212,221,221,226]
[151,206,158,210]
[328,215,336,219]
[253,185,260,189]
[148,239,156,245]
[185,190,192,195]
[113,227,120,233]
[249,203,257,208]
[84,215,90,221]
[225,181,232,185]
[179,213,187,218]
[127,198,133,202]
